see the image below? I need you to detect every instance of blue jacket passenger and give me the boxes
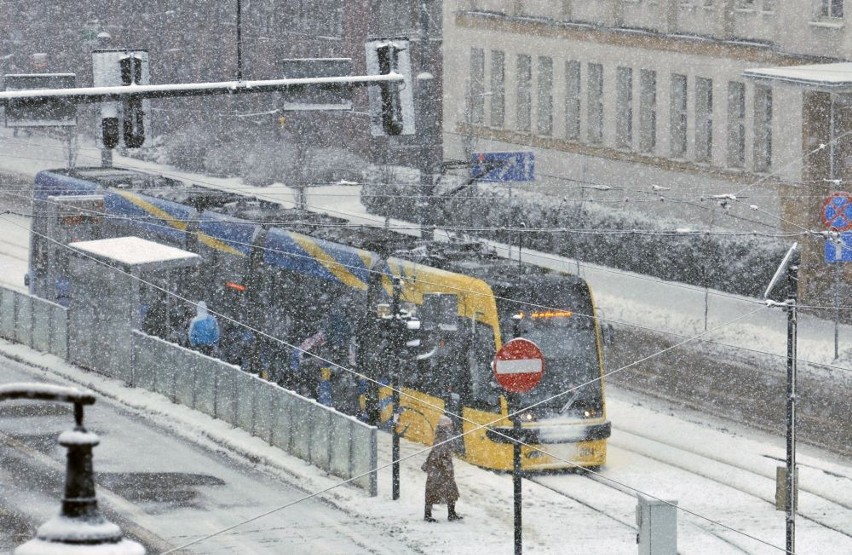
[188,301,220,355]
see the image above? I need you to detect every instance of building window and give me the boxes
[819,0,844,18]
[565,61,581,140]
[516,54,532,133]
[695,77,713,163]
[490,50,505,128]
[754,85,773,172]
[537,56,553,136]
[670,74,688,158]
[616,67,633,149]
[469,48,485,125]
[639,69,657,153]
[587,63,604,144]
[727,81,746,168]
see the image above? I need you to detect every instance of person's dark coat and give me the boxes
[422,418,459,505]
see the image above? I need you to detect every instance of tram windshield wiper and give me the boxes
[559,389,581,414]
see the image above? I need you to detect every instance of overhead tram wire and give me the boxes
[159,301,783,554]
[13,187,852,344]
[15,189,852,340]
[0,186,815,239]
[0,213,823,552]
[8,150,852,334]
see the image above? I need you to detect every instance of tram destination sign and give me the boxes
[492,338,544,393]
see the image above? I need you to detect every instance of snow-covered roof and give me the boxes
[68,236,200,271]
[744,62,852,90]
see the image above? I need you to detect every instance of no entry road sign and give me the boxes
[492,338,544,393]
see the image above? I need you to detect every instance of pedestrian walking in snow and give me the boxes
[421,415,462,522]
[188,301,220,356]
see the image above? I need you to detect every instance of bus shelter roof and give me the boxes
[68,236,201,272]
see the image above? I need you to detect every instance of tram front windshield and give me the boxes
[498,281,604,418]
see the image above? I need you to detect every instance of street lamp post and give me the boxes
[763,243,800,555]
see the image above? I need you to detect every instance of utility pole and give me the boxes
[416,0,440,242]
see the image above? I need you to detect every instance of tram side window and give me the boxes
[410,329,468,398]
[469,320,499,410]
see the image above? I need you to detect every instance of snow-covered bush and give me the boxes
[164,123,210,173]
[361,178,788,298]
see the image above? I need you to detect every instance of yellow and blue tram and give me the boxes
[28,166,611,471]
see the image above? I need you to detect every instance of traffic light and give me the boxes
[376,43,403,136]
[120,55,145,148]
[365,39,415,137]
[92,49,151,149]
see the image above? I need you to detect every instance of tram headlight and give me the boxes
[518,410,536,422]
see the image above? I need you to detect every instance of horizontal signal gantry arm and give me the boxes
[0,73,404,105]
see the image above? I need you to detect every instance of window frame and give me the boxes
[639,69,657,153]
[516,54,533,133]
[587,63,604,144]
[537,56,554,136]
[616,67,634,149]
[670,73,688,158]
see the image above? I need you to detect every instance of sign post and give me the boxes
[821,191,852,360]
[492,337,544,555]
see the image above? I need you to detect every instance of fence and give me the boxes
[131,331,377,494]
[0,286,68,359]
[0,285,377,495]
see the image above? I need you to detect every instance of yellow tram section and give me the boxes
[374,258,608,471]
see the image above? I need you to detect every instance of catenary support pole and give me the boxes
[785,249,800,554]
[392,278,402,500]
[513,413,522,555]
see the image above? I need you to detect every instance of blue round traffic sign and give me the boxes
[822,192,852,231]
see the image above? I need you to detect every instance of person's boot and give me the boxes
[447,502,463,521]
[424,504,437,522]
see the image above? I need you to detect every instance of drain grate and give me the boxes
[98,472,225,505]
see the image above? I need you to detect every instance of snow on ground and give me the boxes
[1,338,850,554]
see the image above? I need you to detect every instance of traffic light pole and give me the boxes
[417,0,439,242]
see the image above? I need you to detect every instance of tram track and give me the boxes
[611,427,852,538]
[528,471,757,553]
[524,387,852,554]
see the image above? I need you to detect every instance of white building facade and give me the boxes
[442,0,852,304]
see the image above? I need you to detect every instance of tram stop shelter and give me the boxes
[66,236,201,381]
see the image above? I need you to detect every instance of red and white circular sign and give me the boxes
[492,338,544,393]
